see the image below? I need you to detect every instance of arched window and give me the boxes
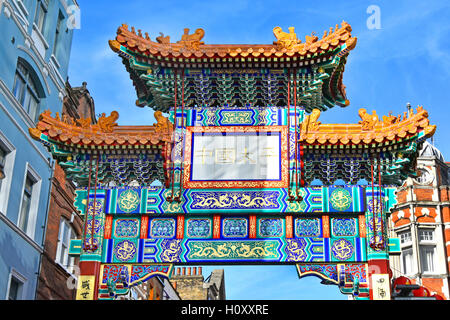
[12,59,43,122]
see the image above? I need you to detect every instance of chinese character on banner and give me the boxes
[372,274,391,300]
[76,275,95,300]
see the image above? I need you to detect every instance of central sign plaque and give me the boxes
[183,126,289,189]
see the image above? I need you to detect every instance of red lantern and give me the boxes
[393,276,411,287]
[412,286,430,297]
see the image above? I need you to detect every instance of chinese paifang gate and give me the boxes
[29,22,436,300]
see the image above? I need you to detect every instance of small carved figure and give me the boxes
[358,108,379,131]
[97,111,119,133]
[303,108,321,132]
[382,112,397,126]
[273,26,301,50]
[156,32,170,44]
[154,111,170,132]
[305,32,318,45]
[77,117,92,128]
[177,28,205,50]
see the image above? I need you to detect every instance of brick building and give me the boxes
[389,140,450,299]
[171,267,225,300]
[36,81,96,300]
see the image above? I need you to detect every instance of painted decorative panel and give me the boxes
[101,236,367,264]
[295,218,322,237]
[186,219,212,238]
[114,219,139,238]
[75,185,380,215]
[258,218,284,237]
[331,218,357,237]
[222,218,248,238]
[149,219,176,239]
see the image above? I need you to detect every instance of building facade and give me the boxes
[127,277,180,300]
[171,267,226,300]
[390,141,450,299]
[0,0,78,300]
[36,81,95,300]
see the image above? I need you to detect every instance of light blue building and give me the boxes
[0,0,79,299]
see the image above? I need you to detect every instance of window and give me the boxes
[12,60,41,122]
[0,147,7,190]
[56,218,76,273]
[418,228,436,273]
[419,229,434,242]
[400,231,412,244]
[8,277,23,300]
[419,246,435,273]
[0,134,15,215]
[402,247,414,275]
[7,271,26,300]
[399,229,414,275]
[18,175,35,232]
[53,11,65,61]
[34,0,48,35]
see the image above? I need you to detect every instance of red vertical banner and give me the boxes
[322,215,330,238]
[285,215,293,239]
[140,215,149,239]
[358,214,366,238]
[177,215,185,239]
[213,215,221,239]
[104,215,112,239]
[249,215,257,239]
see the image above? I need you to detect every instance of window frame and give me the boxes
[18,174,35,232]
[17,163,42,239]
[401,246,414,276]
[0,131,16,216]
[52,10,65,60]
[34,0,48,36]
[55,217,76,274]
[419,244,436,274]
[397,228,415,276]
[13,60,42,122]
[418,227,437,274]
[6,269,27,300]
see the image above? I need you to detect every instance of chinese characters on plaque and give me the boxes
[372,274,391,300]
[76,275,95,300]
[191,132,281,181]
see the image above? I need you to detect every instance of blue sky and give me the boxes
[67,0,450,299]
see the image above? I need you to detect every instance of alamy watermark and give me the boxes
[367,5,381,30]
[66,5,81,30]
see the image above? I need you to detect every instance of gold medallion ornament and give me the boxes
[331,238,354,261]
[118,189,140,213]
[330,188,352,211]
[114,240,137,262]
